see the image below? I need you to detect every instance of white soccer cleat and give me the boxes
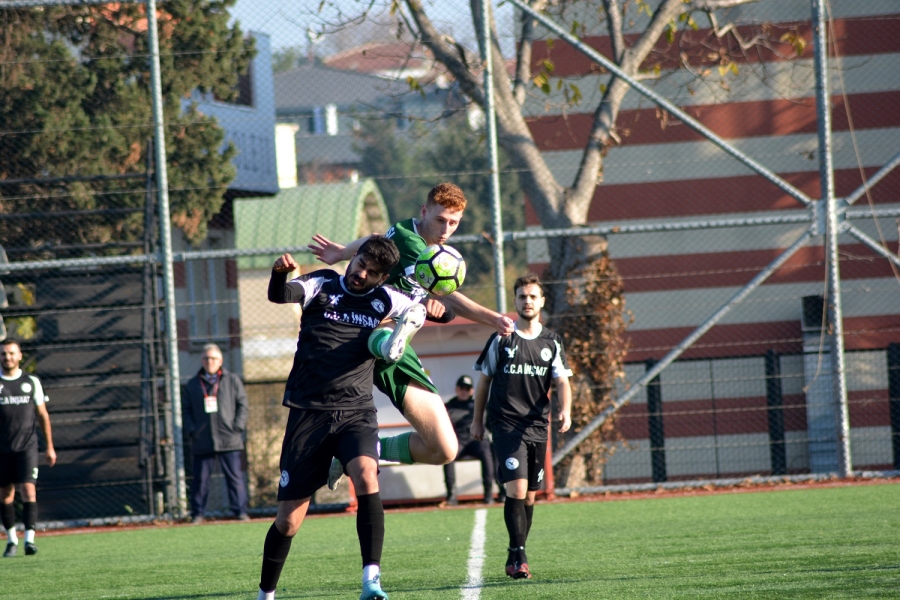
[382,304,426,363]
[327,457,345,491]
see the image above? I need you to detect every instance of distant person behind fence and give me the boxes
[0,339,56,557]
[183,343,250,524]
[442,374,499,506]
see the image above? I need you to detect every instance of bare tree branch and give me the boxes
[513,0,547,106]
[602,0,626,63]
[403,0,484,106]
[691,0,760,9]
[568,0,686,219]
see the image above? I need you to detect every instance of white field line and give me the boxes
[460,508,488,600]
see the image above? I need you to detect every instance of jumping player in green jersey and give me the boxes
[309,183,514,478]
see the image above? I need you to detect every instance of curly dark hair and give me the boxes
[357,234,400,274]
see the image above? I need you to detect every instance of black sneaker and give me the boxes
[24,542,37,556]
[3,543,16,557]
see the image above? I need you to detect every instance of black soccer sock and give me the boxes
[1,502,15,531]
[22,502,37,532]
[503,497,527,563]
[356,492,384,567]
[259,522,294,593]
[524,502,534,540]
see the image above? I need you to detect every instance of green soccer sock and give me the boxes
[380,432,414,464]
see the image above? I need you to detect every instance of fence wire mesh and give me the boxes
[0,0,898,521]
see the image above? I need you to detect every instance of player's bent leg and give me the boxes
[367,304,426,364]
[259,498,310,599]
[398,383,457,465]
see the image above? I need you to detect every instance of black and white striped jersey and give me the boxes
[0,371,46,452]
[269,268,418,410]
[475,323,572,441]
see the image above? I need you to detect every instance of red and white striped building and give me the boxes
[523,1,900,482]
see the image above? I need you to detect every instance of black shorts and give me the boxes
[0,448,39,487]
[492,435,547,491]
[277,408,380,501]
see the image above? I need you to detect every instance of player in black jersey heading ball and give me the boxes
[256,235,422,600]
[471,273,572,580]
[0,339,56,558]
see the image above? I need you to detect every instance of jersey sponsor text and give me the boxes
[503,363,549,376]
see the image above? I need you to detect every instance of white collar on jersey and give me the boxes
[0,369,23,380]
[513,320,543,340]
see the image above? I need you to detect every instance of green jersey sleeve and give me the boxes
[384,218,427,297]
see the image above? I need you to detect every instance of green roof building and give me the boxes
[234,178,391,270]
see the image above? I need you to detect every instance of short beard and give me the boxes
[516,309,540,322]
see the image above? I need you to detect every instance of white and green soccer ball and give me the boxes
[414,244,466,296]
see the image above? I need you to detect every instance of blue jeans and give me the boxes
[190,450,248,517]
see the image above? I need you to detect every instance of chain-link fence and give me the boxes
[1,0,898,522]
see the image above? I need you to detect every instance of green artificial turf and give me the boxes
[2,483,898,599]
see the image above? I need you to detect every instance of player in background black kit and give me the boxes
[0,339,56,557]
[471,273,572,581]
[256,235,422,600]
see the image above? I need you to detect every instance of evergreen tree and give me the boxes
[0,1,255,258]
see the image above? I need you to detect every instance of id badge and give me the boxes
[204,396,219,413]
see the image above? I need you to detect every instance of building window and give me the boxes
[310,104,338,135]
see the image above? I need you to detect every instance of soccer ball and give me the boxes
[414,244,466,295]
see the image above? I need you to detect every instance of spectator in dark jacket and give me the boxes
[442,375,499,505]
[183,343,250,523]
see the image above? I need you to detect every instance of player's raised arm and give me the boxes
[443,291,514,335]
[309,234,370,265]
[268,253,303,303]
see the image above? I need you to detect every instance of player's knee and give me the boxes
[435,437,458,465]
[347,457,379,492]
[274,513,301,537]
[350,470,379,495]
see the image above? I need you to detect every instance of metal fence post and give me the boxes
[478,0,507,314]
[813,0,851,477]
[147,0,187,516]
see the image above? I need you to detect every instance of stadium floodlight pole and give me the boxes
[147,0,188,516]
[479,0,507,314]
[813,0,851,478]
[507,0,814,208]
[552,229,814,465]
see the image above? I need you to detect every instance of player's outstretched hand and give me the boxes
[273,253,299,273]
[470,420,485,442]
[424,298,445,320]
[495,315,514,336]
[308,234,345,265]
[558,412,572,434]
